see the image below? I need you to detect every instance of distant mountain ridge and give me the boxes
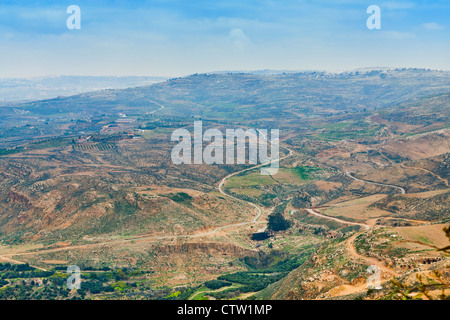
[9,68,449,120]
[0,75,168,102]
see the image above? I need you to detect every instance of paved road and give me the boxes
[6,145,294,260]
[345,171,406,194]
[218,145,293,223]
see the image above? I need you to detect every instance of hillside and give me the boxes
[0,70,448,300]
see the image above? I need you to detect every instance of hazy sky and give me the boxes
[0,0,449,78]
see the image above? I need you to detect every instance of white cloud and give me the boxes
[380,31,416,39]
[228,28,252,50]
[422,22,445,31]
[382,1,416,10]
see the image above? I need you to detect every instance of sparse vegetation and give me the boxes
[0,69,449,300]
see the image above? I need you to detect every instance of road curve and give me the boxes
[304,208,370,230]
[147,99,165,114]
[218,145,293,223]
[301,206,400,297]
[300,208,399,298]
[345,172,406,194]
[6,145,294,259]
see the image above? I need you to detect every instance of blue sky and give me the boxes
[0,0,449,77]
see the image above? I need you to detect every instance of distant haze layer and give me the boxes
[0,76,168,102]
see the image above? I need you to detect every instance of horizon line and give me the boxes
[1,67,449,80]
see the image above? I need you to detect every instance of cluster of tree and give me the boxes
[208,272,287,299]
[0,278,70,300]
[1,270,54,279]
[78,280,115,295]
[165,192,193,205]
[268,204,291,232]
[0,263,55,279]
[0,263,35,272]
[204,280,232,290]
[242,249,314,274]
[251,232,272,241]
[292,192,312,208]
[218,272,286,292]
[0,265,156,300]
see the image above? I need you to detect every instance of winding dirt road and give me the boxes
[305,208,370,231]
[218,145,293,223]
[147,99,165,114]
[0,254,47,271]
[302,207,400,298]
[3,145,294,263]
[345,171,406,194]
[400,164,449,187]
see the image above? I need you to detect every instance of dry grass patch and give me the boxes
[394,224,450,248]
[229,188,263,197]
[321,194,392,221]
